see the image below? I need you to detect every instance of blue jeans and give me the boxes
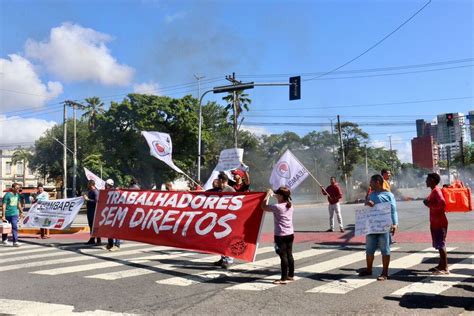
[2,215,19,242]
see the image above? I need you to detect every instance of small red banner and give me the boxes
[93,189,266,262]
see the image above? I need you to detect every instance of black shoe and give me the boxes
[326,228,334,232]
[85,239,95,245]
[340,228,345,233]
[214,258,223,266]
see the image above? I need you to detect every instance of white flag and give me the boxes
[269,149,309,191]
[84,167,105,190]
[141,131,184,174]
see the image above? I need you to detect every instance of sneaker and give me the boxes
[108,246,119,252]
[326,228,334,232]
[1,240,11,246]
[105,244,113,250]
[340,228,345,233]
[222,262,232,270]
[214,258,224,266]
[12,242,21,247]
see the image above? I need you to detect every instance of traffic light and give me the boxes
[289,76,301,100]
[446,113,454,127]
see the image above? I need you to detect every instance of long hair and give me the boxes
[274,187,292,209]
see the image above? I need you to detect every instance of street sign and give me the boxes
[289,76,301,100]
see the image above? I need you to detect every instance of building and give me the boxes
[0,149,41,192]
[411,136,439,170]
[436,113,467,145]
[469,110,474,141]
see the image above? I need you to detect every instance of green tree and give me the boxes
[82,97,105,130]
[338,122,369,178]
[11,149,33,186]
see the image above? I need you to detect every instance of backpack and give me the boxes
[441,180,472,212]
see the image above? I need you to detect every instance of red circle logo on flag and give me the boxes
[276,161,291,179]
[152,141,170,157]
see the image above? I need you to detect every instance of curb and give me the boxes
[18,226,90,235]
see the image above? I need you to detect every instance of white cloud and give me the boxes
[0,115,56,146]
[133,81,161,95]
[370,136,412,163]
[25,22,134,86]
[0,54,63,111]
[241,125,270,137]
[165,11,187,23]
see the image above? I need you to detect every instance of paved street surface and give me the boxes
[0,201,472,315]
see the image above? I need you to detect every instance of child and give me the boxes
[423,173,449,274]
[261,187,294,285]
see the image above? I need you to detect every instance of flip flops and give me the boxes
[272,280,290,285]
[431,268,449,275]
[377,274,388,281]
[428,266,440,272]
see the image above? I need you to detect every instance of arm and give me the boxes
[243,171,250,186]
[1,202,5,221]
[390,195,398,234]
[18,197,23,218]
[260,189,273,212]
[335,185,343,200]
[320,186,328,196]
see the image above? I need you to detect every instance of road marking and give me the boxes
[390,256,474,297]
[87,247,275,281]
[157,248,335,286]
[307,247,457,294]
[31,249,194,275]
[0,246,55,257]
[0,244,37,252]
[0,298,137,315]
[0,246,171,272]
[226,247,400,291]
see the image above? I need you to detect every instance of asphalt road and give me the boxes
[0,200,472,315]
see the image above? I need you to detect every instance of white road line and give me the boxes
[0,298,138,315]
[226,247,400,291]
[157,248,335,286]
[0,246,171,272]
[0,246,55,257]
[307,247,457,294]
[0,244,37,252]
[87,247,275,281]
[390,256,474,297]
[1,249,77,264]
[31,249,194,275]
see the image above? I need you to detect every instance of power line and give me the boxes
[304,0,432,81]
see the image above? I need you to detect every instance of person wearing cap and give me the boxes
[231,169,250,192]
[261,187,295,285]
[105,179,121,251]
[33,183,50,239]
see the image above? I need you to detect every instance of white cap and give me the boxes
[105,179,114,186]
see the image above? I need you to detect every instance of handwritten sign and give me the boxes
[355,202,392,236]
[215,148,244,171]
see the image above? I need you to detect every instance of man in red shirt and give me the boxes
[423,173,449,274]
[321,177,344,232]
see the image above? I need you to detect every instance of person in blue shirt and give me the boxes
[2,183,24,247]
[358,174,398,281]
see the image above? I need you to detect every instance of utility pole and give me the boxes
[194,74,205,182]
[365,144,369,183]
[73,103,77,196]
[337,115,348,199]
[225,72,241,148]
[62,103,67,198]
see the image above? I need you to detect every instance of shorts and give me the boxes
[430,226,447,250]
[365,232,391,256]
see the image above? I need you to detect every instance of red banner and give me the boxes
[93,189,266,262]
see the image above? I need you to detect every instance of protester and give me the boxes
[1,183,23,247]
[423,173,449,275]
[105,179,121,251]
[231,169,250,192]
[33,183,50,239]
[321,177,344,232]
[165,182,175,191]
[206,179,221,192]
[83,180,101,245]
[214,172,236,269]
[359,174,398,281]
[382,169,391,192]
[261,187,295,285]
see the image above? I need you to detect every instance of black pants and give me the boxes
[274,234,294,281]
[87,209,101,243]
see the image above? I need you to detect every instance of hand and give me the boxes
[423,199,428,206]
[1,216,5,222]
[391,224,398,235]
[83,194,88,201]
[365,200,375,207]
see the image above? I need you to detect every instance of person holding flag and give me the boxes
[321,177,344,232]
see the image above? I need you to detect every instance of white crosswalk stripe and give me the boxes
[389,255,473,297]
[226,247,400,291]
[0,244,37,253]
[306,247,457,294]
[156,248,335,286]
[86,246,275,281]
[0,245,55,258]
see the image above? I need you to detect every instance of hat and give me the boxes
[231,169,245,178]
[105,179,114,186]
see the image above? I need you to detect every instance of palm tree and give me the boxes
[222,90,252,147]
[82,97,105,130]
[11,149,33,187]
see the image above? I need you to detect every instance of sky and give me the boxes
[0,0,473,163]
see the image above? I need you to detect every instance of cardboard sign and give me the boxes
[355,202,392,236]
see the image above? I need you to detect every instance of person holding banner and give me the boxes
[321,177,344,232]
[33,183,50,239]
[423,173,449,275]
[359,175,398,281]
[1,183,23,247]
[83,180,101,245]
[231,169,250,192]
[261,187,295,285]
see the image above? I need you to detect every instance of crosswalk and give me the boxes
[1,241,471,299]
